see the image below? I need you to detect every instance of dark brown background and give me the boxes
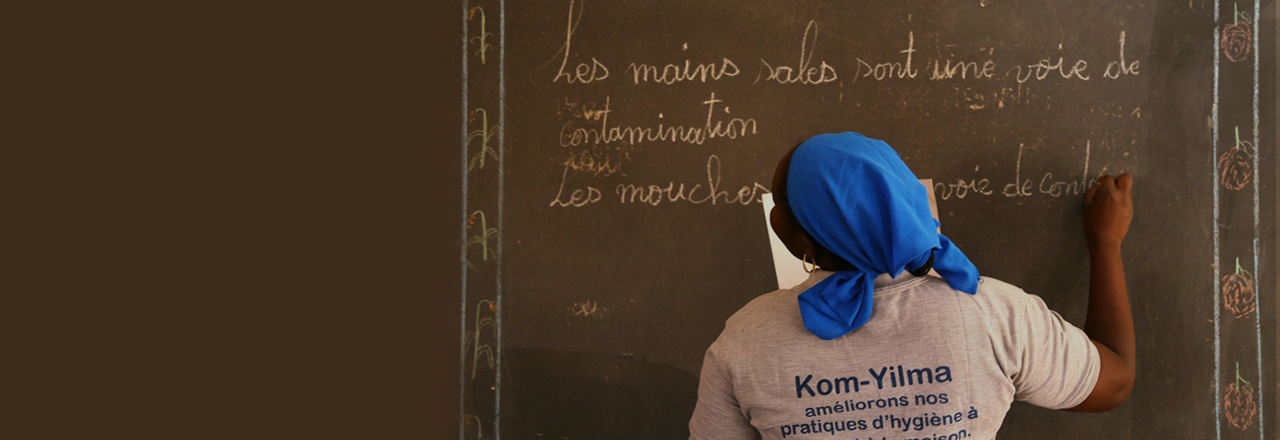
[13,1,462,438]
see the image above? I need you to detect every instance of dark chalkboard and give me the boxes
[458,0,1278,438]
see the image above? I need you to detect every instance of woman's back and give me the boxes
[690,271,1099,440]
[690,132,1135,438]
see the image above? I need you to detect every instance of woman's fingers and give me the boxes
[1116,173,1133,191]
[1097,175,1116,189]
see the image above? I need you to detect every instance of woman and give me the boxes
[689,133,1134,439]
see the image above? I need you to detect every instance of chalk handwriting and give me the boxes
[1002,143,1035,197]
[854,32,920,82]
[936,140,1107,201]
[561,148,627,177]
[929,52,996,81]
[1103,31,1139,78]
[625,44,740,84]
[614,155,769,206]
[558,94,757,147]
[935,171,994,200]
[550,164,603,208]
[1038,140,1094,197]
[756,20,838,85]
[1009,43,1091,83]
[552,0,609,84]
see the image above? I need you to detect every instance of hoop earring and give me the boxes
[802,254,817,273]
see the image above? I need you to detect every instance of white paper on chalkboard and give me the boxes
[760,193,809,290]
[921,178,940,232]
[761,179,941,290]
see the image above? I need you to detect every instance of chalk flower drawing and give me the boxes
[1224,362,1258,431]
[1222,258,1256,319]
[1220,4,1252,62]
[464,300,497,379]
[467,108,500,171]
[468,7,494,65]
[1218,126,1254,190]
[466,210,498,261]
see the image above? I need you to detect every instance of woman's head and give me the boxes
[772,133,981,339]
[769,143,853,272]
[770,133,939,274]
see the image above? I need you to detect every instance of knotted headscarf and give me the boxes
[787,133,980,340]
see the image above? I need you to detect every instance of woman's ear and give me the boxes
[770,205,812,261]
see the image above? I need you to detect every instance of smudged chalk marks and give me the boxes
[1224,362,1258,431]
[468,108,500,171]
[1222,258,1257,319]
[569,300,607,318]
[1221,3,1252,62]
[468,7,494,65]
[1218,126,1254,190]
[465,300,498,379]
[467,210,499,261]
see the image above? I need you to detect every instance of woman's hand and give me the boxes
[1082,174,1133,252]
[1069,173,1136,412]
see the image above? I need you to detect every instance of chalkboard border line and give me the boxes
[458,1,469,439]
[1213,0,1222,436]
[494,0,505,438]
[1251,0,1264,439]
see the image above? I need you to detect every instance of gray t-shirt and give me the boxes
[689,270,1099,440]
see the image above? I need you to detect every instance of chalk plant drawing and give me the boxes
[1218,126,1254,190]
[1222,257,1257,318]
[467,108,500,171]
[464,300,497,379]
[463,414,483,439]
[1221,2,1253,62]
[1224,362,1258,431]
[466,210,498,261]
[468,7,494,65]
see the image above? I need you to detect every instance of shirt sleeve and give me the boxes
[1002,290,1102,409]
[689,341,760,440]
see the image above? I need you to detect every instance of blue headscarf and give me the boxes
[787,133,980,340]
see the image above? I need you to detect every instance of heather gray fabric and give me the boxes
[689,270,1100,440]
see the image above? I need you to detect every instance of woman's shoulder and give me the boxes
[956,275,1047,319]
[972,276,1025,296]
[721,286,803,333]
